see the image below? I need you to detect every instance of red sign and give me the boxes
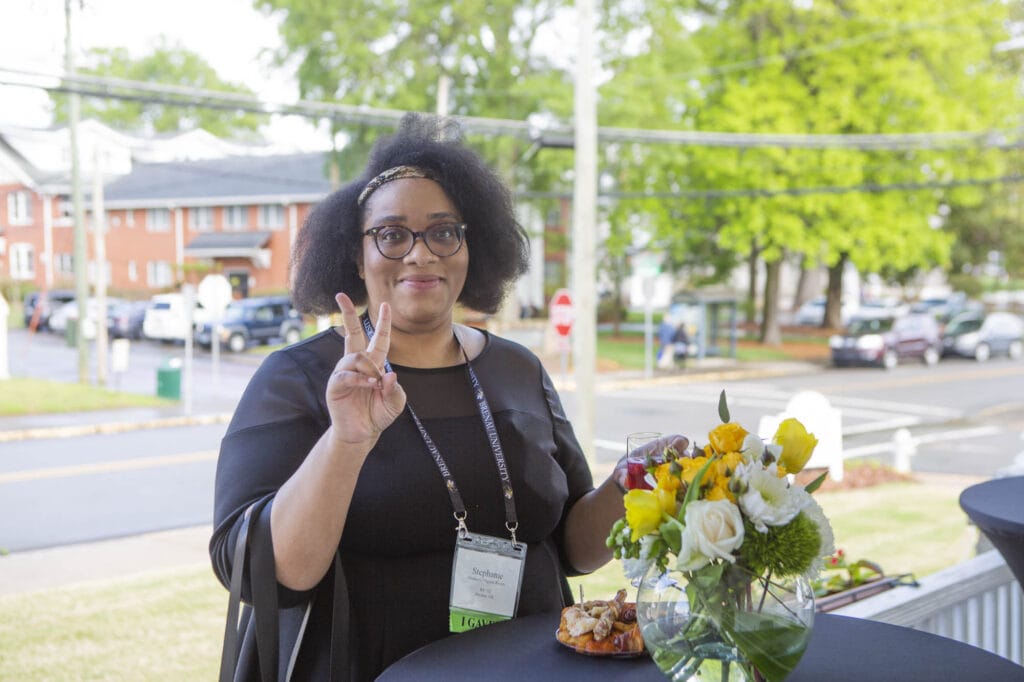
[549,289,575,338]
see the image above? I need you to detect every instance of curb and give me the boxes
[0,413,233,443]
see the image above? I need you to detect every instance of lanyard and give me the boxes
[360,315,520,545]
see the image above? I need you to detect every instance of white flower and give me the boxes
[737,463,802,532]
[622,535,658,582]
[789,486,836,579]
[740,434,764,461]
[676,499,745,571]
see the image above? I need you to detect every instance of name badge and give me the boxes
[449,531,527,633]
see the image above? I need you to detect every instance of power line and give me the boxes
[519,174,1024,201]
[1,66,1021,151]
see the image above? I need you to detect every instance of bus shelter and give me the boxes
[668,291,739,359]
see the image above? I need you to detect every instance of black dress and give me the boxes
[210,328,594,680]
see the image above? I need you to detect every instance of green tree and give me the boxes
[599,0,1019,341]
[52,40,266,137]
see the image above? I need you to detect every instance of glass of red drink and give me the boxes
[625,432,662,490]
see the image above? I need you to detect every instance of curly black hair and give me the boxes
[290,114,530,316]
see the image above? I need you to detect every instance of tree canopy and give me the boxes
[52,40,267,138]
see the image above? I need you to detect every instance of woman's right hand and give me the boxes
[327,293,407,445]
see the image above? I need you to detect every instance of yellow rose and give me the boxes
[708,422,749,455]
[679,455,709,486]
[624,487,676,541]
[773,418,818,474]
[705,477,734,502]
[654,462,682,493]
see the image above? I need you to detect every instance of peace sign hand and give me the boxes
[327,293,407,445]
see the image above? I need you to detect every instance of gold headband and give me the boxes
[357,165,433,206]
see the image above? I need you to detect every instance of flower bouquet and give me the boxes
[606,391,835,682]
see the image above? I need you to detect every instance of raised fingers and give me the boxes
[365,302,391,364]
[335,292,366,353]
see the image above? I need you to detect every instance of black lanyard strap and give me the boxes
[359,315,519,544]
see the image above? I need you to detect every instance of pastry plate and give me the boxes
[554,630,647,658]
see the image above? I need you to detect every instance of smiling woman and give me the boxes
[208,114,678,682]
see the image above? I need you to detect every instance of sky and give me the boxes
[0,0,331,150]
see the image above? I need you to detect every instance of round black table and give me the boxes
[377,612,1024,681]
[960,475,1024,588]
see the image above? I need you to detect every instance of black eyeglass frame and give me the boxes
[362,223,468,260]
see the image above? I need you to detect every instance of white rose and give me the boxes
[676,499,745,571]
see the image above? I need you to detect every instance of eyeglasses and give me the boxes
[363,222,467,260]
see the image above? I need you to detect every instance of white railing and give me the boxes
[834,550,1023,665]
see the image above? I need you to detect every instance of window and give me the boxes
[56,196,73,226]
[147,260,174,287]
[9,242,34,279]
[258,204,284,229]
[128,260,137,282]
[147,208,171,232]
[55,253,74,278]
[190,206,214,231]
[224,205,248,231]
[125,209,135,227]
[6,191,33,225]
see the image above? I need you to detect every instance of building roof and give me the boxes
[102,152,333,207]
[184,231,273,259]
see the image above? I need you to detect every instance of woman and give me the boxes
[210,114,679,681]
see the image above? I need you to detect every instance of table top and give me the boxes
[377,611,1024,682]
[960,475,1024,536]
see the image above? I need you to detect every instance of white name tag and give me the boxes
[449,532,526,632]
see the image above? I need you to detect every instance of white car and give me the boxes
[142,293,212,343]
[48,298,124,339]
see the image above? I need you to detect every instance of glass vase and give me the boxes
[635,564,814,682]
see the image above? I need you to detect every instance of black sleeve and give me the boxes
[208,348,332,606]
[540,362,596,576]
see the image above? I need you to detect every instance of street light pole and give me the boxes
[572,0,597,463]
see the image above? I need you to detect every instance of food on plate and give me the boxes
[556,589,644,656]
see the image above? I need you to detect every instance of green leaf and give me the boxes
[718,389,730,423]
[659,518,683,555]
[803,471,828,494]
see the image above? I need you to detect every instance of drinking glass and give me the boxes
[625,432,662,490]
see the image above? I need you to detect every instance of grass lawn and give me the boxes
[597,330,828,370]
[0,377,172,417]
[0,478,976,680]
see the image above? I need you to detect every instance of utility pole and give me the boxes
[572,0,597,463]
[93,148,108,385]
[65,0,89,383]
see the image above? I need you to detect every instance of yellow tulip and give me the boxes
[624,487,676,541]
[773,418,818,474]
[708,422,748,455]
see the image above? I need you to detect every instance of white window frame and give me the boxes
[147,260,174,287]
[7,191,33,225]
[147,208,171,232]
[9,242,35,279]
[190,206,214,231]
[224,205,248,231]
[128,260,137,282]
[258,204,284,230]
[55,253,74,279]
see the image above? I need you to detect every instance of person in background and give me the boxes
[209,113,686,681]
[657,312,678,370]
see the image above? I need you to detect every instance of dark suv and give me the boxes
[830,314,942,369]
[195,296,303,352]
[22,289,76,330]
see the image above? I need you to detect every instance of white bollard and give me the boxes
[892,428,917,474]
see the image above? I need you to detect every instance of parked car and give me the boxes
[830,313,942,369]
[941,312,1024,362]
[795,296,859,327]
[107,300,149,340]
[22,289,76,330]
[911,292,984,327]
[142,293,212,343]
[48,297,125,339]
[194,295,303,352]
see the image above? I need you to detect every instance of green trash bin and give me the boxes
[65,317,77,347]
[156,358,182,400]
